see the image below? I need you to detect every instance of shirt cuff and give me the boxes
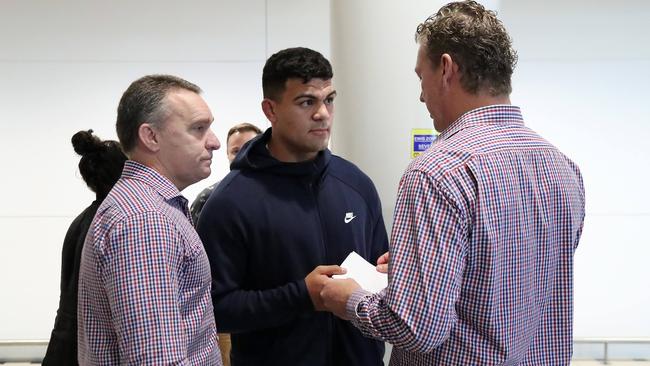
[346,288,373,320]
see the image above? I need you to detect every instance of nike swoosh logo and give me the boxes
[344,215,357,224]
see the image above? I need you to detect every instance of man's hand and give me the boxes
[320,278,361,320]
[305,265,346,311]
[376,251,390,274]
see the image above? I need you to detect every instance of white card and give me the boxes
[333,251,387,293]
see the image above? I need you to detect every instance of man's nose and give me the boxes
[207,129,221,151]
[313,102,331,120]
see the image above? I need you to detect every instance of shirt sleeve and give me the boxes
[347,169,468,353]
[98,211,190,365]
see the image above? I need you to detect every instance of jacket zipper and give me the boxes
[309,180,333,366]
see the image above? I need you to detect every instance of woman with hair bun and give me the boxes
[42,130,127,365]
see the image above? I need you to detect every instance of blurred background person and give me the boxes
[42,130,127,366]
[190,122,261,224]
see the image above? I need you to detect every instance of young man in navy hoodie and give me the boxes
[197,47,388,366]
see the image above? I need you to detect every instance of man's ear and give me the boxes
[138,123,161,152]
[440,53,457,88]
[261,99,278,126]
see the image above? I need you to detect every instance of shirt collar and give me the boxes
[438,104,524,141]
[121,160,184,201]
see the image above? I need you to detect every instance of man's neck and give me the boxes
[442,92,511,131]
[129,151,187,191]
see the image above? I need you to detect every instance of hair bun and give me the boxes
[71,129,103,155]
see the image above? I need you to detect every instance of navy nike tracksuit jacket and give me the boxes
[197,128,388,366]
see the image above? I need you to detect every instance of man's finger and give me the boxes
[376,252,389,265]
[316,265,347,275]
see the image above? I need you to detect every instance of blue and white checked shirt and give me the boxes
[78,161,220,365]
[347,105,585,365]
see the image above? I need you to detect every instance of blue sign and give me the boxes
[411,129,438,158]
[413,134,435,151]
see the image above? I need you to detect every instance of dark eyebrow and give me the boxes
[293,90,338,102]
[293,94,316,102]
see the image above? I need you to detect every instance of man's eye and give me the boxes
[300,100,314,107]
[325,97,335,105]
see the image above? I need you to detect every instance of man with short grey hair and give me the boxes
[78,74,222,365]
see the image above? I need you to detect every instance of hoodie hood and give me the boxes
[230,127,331,178]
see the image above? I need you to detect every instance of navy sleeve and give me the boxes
[197,187,313,334]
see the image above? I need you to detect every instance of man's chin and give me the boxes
[316,138,330,151]
[195,169,211,183]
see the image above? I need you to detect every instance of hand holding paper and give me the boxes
[332,251,387,293]
[305,265,346,310]
[376,251,389,274]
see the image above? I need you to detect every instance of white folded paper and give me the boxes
[332,251,387,293]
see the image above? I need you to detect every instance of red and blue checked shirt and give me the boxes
[347,105,585,365]
[78,161,220,365]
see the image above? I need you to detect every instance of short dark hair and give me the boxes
[71,129,127,199]
[116,74,201,152]
[262,47,333,101]
[415,0,517,96]
[227,122,262,144]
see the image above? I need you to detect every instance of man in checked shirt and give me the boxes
[77,75,222,365]
[321,1,586,365]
